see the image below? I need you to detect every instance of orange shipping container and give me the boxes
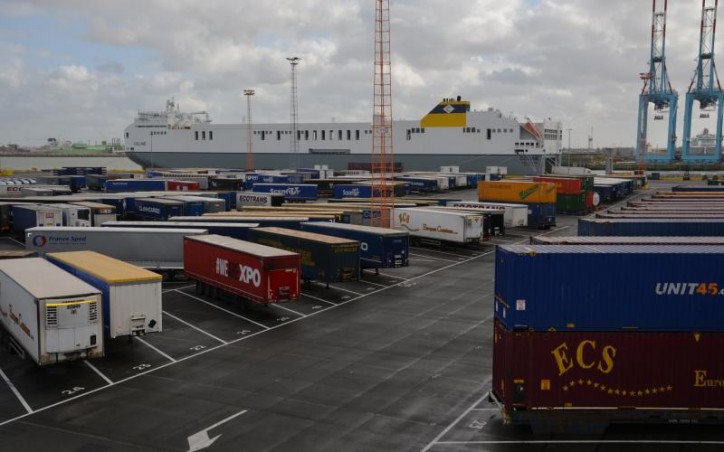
[478,181,557,204]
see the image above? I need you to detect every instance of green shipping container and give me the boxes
[556,193,588,214]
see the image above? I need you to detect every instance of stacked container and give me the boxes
[533,175,594,214]
[492,244,724,431]
[477,180,557,228]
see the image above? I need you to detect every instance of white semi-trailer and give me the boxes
[0,258,104,366]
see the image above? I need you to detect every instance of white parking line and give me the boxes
[433,440,724,446]
[270,303,306,316]
[315,283,364,296]
[409,252,459,263]
[135,336,177,363]
[421,382,492,452]
[83,360,113,386]
[411,248,476,259]
[0,367,32,414]
[358,280,390,289]
[300,293,336,306]
[162,311,228,344]
[174,289,269,330]
[163,283,195,293]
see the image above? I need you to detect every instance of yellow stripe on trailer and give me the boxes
[46,298,98,307]
[46,251,162,284]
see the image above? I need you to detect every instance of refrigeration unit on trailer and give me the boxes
[12,204,63,233]
[184,235,301,305]
[393,208,485,245]
[46,203,92,227]
[70,201,117,225]
[0,258,103,366]
[25,227,207,273]
[46,251,163,338]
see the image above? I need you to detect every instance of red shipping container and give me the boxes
[533,176,582,195]
[492,320,724,425]
[585,191,594,209]
[184,234,300,304]
[167,180,201,191]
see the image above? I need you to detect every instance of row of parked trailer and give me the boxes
[491,185,724,433]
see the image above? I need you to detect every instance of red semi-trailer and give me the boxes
[491,319,724,433]
[184,234,300,305]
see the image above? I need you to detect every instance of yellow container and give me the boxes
[477,180,557,204]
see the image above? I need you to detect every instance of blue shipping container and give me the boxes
[134,198,184,221]
[299,221,409,269]
[495,244,724,331]
[102,221,257,241]
[164,196,206,216]
[105,179,166,193]
[578,218,724,236]
[526,203,556,228]
[251,183,318,201]
[333,184,397,199]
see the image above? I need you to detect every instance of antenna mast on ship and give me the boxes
[682,0,724,162]
[370,0,395,228]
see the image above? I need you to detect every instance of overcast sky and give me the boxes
[0,0,717,148]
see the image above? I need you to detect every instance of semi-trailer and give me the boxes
[299,221,409,270]
[447,201,528,228]
[102,220,258,241]
[393,208,485,244]
[248,227,360,286]
[0,258,104,365]
[184,234,301,305]
[251,183,318,201]
[25,227,207,274]
[530,235,724,245]
[134,198,185,221]
[578,218,724,236]
[169,215,316,230]
[69,201,117,226]
[494,244,724,332]
[46,251,162,338]
[12,204,64,233]
[47,203,92,227]
[236,192,285,208]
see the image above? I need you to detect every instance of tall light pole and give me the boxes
[287,56,301,170]
[566,127,573,167]
[244,89,255,171]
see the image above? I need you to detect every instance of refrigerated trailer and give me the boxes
[393,208,485,245]
[46,251,163,338]
[0,258,104,365]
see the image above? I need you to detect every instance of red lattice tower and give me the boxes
[371,0,395,227]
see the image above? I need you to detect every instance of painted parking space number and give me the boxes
[133,364,152,371]
[61,386,85,396]
[189,345,207,351]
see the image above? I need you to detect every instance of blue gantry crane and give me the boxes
[682,0,724,162]
[636,0,678,163]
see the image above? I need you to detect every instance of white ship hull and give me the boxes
[124,98,563,174]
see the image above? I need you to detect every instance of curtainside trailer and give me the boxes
[0,258,104,365]
[394,208,485,244]
[46,251,162,338]
[184,234,300,305]
[248,226,359,286]
[299,221,409,270]
[25,227,207,274]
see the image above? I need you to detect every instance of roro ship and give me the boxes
[124,97,563,174]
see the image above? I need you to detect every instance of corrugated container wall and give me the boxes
[578,218,724,236]
[478,181,557,204]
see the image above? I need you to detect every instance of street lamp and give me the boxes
[287,56,301,170]
[244,89,255,171]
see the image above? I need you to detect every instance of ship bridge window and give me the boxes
[487,129,491,140]
[313,130,318,140]
[322,130,326,140]
[355,130,360,140]
[202,131,206,140]
[305,130,309,140]
[277,131,281,140]
[338,130,343,140]
[209,131,213,140]
[195,131,199,140]
[125,132,129,138]
[347,130,351,140]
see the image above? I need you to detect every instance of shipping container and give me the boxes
[26,227,207,272]
[478,181,557,204]
[299,221,409,270]
[0,258,103,366]
[162,196,206,216]
[105,178,167,193]
[0,202,13,232]
[247,227,359,285]
[103,220,258,241]
[393,176,440,193]
[495,244,724,331]
[333,184,399,199]
[46,251,162,338]
[134,198,185,221]
[596,212,724,219]
[69,201,117,225]
[171,195,226,213]
[492,319,724,431]
[170,215,313,229]
[393,208,485,244]
[530,235,724,245]
[556,193,588,214]
[209,177,246,191]
[86,174,109,191]
[184,235,300,304]
[578,218,724,236]
[251,183,318,201]
[12,204,64,233]
[671,185,724,192]
[166,180,201,191]
[418,206,505,237]
[532,176,584,195]
[447,201,528,228]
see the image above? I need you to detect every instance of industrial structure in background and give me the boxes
[244,89,255,171]
[288,57,301,170]
[636,0,678,163]
[682,0,724,162]
[370,0,395,228]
